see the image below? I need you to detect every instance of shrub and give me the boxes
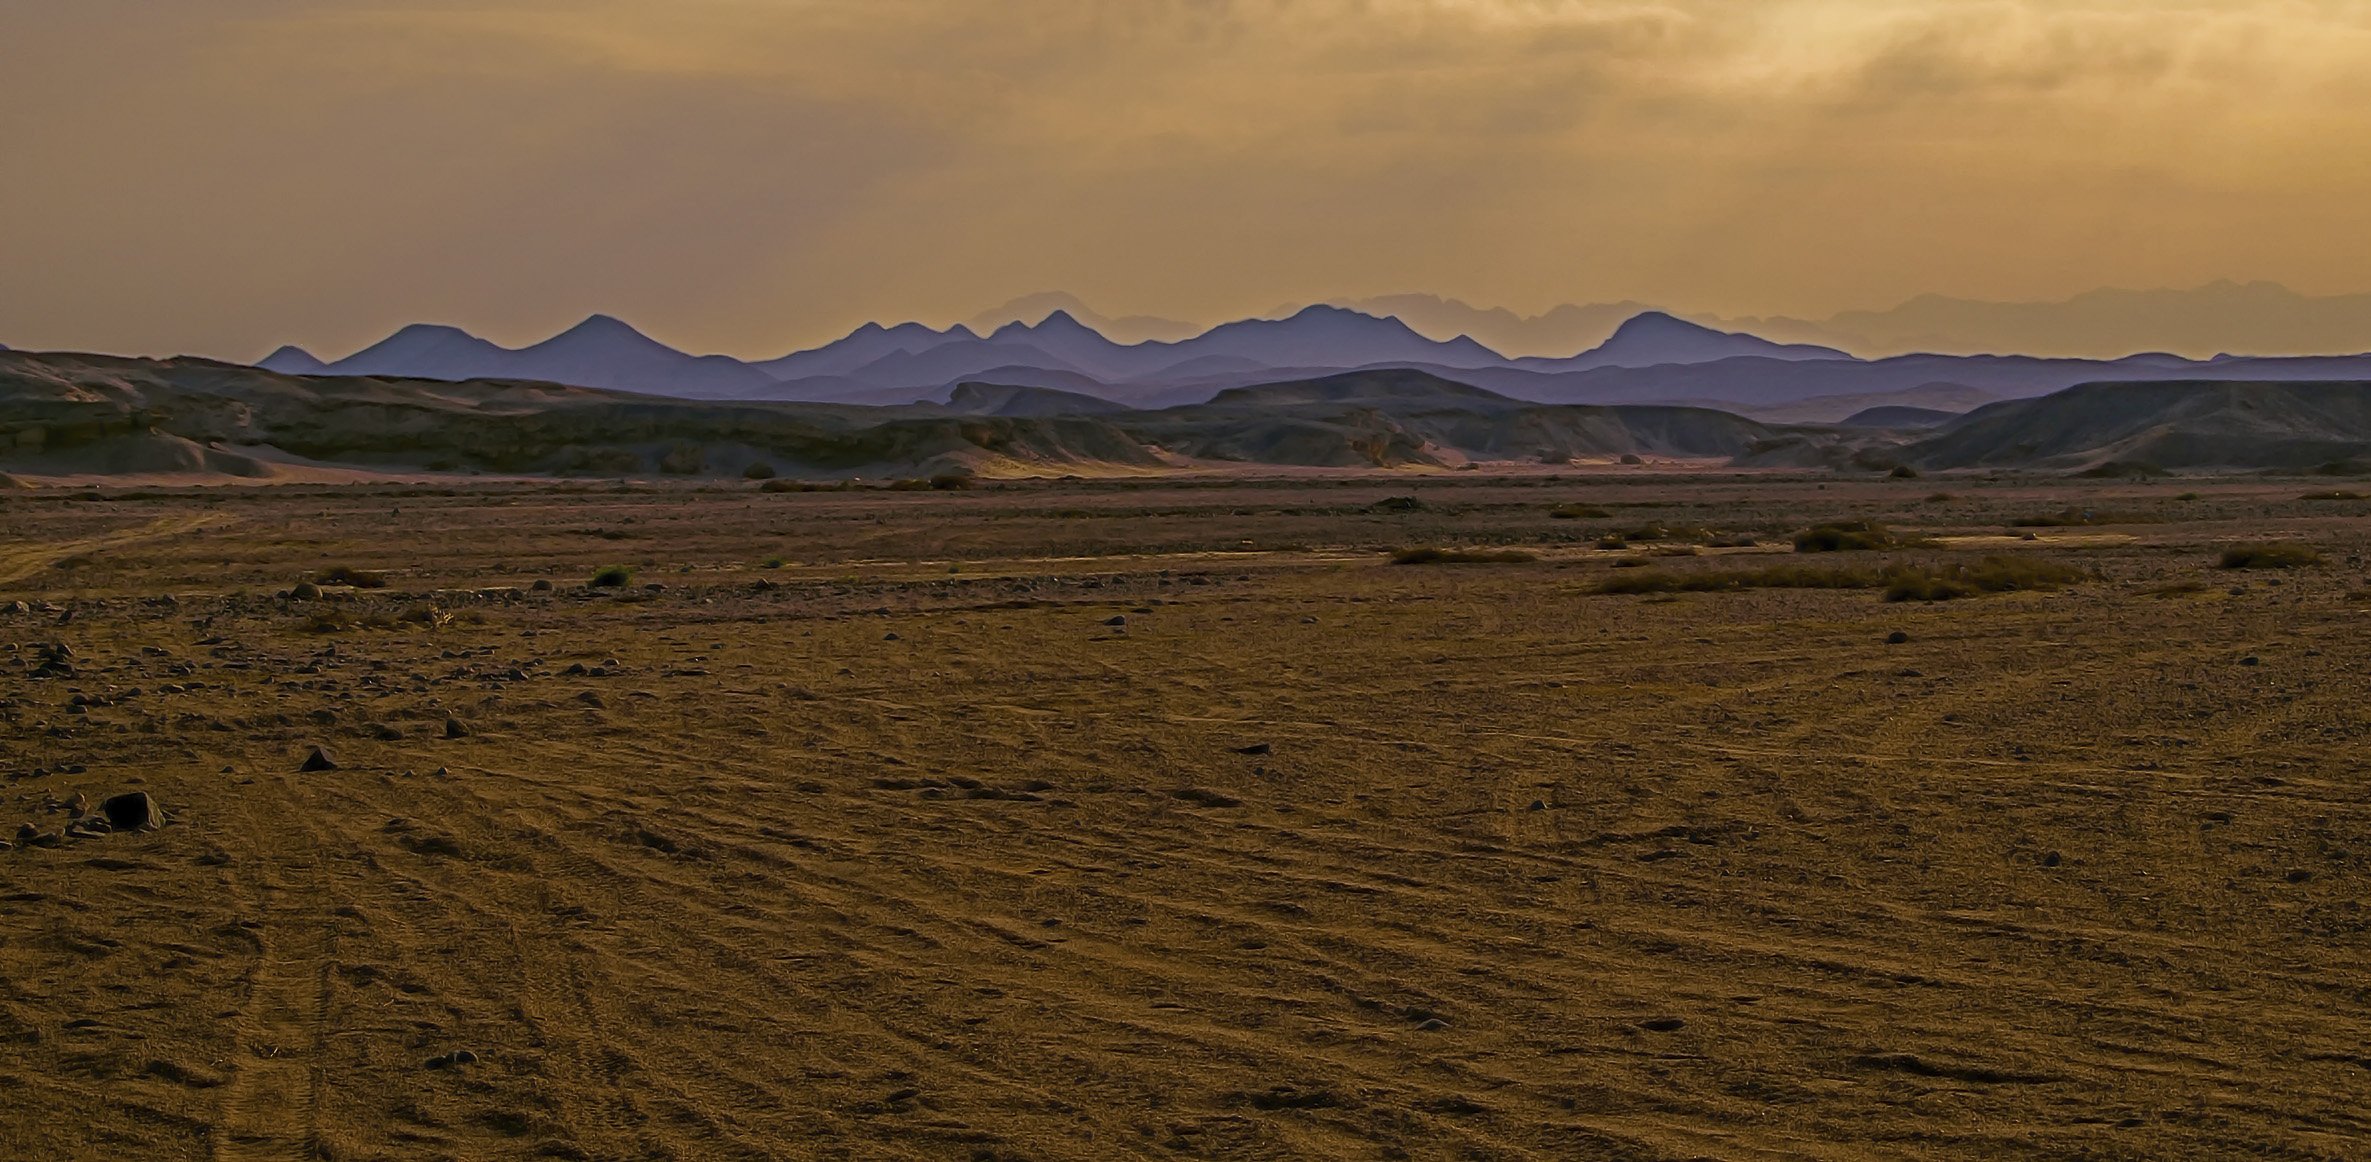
[929,473,974,490]
[314,565,389,588]
[1550,504,1610,520]
[2218,543,2322,570]
[1794,521,1899,552]
[742,462,777,480]
[1594,556,2086,600]
[1888,465,1920,479]
[589,565,634,588]
[762,556,786,569]
[1882,557,2088,602]
[1391,547,1538,565]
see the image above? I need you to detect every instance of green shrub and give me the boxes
[1391,547,1538,565]
[2218,543,2321,570]
[590,565,634,588]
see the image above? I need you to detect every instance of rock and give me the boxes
[882,632,900,641]
[1414,1018,1449,1031]
[2240,655,2260,666]
[1527,799,1548,812]
[1232,742,1272,756]
[443,716,470,739]
[531,578,554,592]
[1103,615,1128,627]
[2041,850,2062,868]
[1640,1017,1687,1032]
[17,825,61,849]
[290,581,322,601]
[1886,631,1910,644]
[100,792,163,832]
[299,746,338,773]
[431,767,451,778]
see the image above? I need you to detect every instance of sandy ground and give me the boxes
[2,473,2368,1159]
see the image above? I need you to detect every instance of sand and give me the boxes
[2,472,2368,1159]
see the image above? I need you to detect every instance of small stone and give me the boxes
[299,746,338,773]
[883,632,900,641]
[2041,850,2062,868]
[1232,743,1272,756]
[530,579,554,592]
[1527,799,1548,812]
[1885,631,1909,645]
[1414,1018,1449,1032]
[443,716,470,739]
[100,792,164,832]
[1103,615,1128,627]
[2240,656,2260,666]
[290,581,321,601]
[1640,1017,1687,1032]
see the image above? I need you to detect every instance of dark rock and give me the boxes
[100,792,163,832]
[1886,631,1910,644]
[1640,1017,1687,1032]
[299,746,338,773]
[2041,850,2062,868]
[444,716,470,739]
[1232,742,1272,756]
[530,579,554,592]
[1103,616,1128,627]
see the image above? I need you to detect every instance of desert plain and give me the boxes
[3,471,2368,1160]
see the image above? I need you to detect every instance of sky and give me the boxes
[5,0,2371,361]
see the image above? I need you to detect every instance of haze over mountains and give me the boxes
[245,286,2371,425]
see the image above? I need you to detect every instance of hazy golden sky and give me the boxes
[6,0,2371,359]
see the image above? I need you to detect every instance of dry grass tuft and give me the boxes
[1391,547,1538,565]
[2218,543,2322,570]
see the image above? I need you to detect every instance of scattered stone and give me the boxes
[1886,631,1910,645]
[99,792,163,832]
[2041,850,2062,868]
[444,716,470,739]
[17,825,60,849]
[1103,615,1128,627]
[431,767,451,778]
[423,1048,480,1070]
[299,746,338,773]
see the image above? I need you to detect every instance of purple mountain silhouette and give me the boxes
[257,345,331,375]
[1512,312,1853,372]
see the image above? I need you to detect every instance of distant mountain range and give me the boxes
[1334,281,2371,361]
[16,350,2371,483]
[250,293,2371,425]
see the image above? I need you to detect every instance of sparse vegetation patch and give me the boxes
[2218,543,2322,570]
[1391,547,1538,565]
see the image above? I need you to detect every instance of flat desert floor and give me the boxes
[3,473,2368,1160]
